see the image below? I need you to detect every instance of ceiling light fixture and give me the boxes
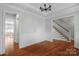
[40,3,51,12]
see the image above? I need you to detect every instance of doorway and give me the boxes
[4,12,19,55]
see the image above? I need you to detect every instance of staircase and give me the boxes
[52,28,67,41]
[53,19,70,41]
[52,16,74,42]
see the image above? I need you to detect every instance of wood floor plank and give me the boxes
[14,40,79,56]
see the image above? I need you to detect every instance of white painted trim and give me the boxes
[0,8,5,55]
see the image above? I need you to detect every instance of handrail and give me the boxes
[59,20,71,28]
[53,26,69,40]
[53,21,69,32]
[53,19,71,29]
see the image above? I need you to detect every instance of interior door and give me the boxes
[5,13,16,55]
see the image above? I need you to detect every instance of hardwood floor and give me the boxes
[14,40,79,56]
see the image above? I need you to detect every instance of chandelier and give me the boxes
[40,3,51,12]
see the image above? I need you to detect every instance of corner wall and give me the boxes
[0,3,52,55]
[19,11,50,48]
[74,11,79,48]
[0,8,5,55]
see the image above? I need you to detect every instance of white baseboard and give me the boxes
[47,39,53,42]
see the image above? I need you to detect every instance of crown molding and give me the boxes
[0,3,46,18]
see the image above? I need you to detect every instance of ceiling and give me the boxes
[1,3,78,13]
[27,3,77,12]
[0,3,78,17]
